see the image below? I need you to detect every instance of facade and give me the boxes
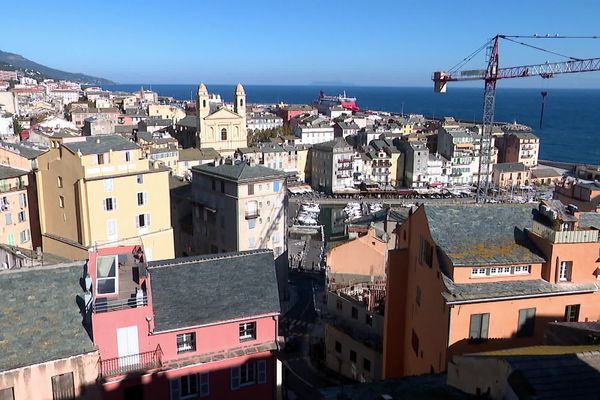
[501,131,540,168]
[191,161,287,258]
[83,117,116,136]
[36,135,174,261]
[197,83,247,156]
[396,139,429,188]
[176,148,221,178]
[0,70,18,81]
[363,147,392,187]
[0,263,101,400]
[70,108,120,128]
[247,112,283,132]
[425,153,451,187]
[0,166,32,250]
[554,180,600,212]
[148,104,186,123]
[293,122,334,145]
[491,162,530,188]
[383,201,600,378]
[333,121,360,138]
[48,88,80,105]
[310,138,354,194]
[274,105,316,123]
[88,247,281,400]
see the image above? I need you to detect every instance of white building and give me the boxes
[311,138,355,194]
[247,112,283,132]
[0,110,13,137]
[48,89,80,105]
[294,122,334,145]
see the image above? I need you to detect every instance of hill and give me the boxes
[0,50,114,85]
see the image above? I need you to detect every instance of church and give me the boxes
[196,83,247,156]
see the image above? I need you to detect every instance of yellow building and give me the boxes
[36,135,174,261]
[0,166,32,250]
[148,104,186,123]
[196,83,247,156]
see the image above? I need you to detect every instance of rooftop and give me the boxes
[494,162,528,173]
[148,250,280,332]
[0,263,96,372]
[579,212,600,230]
[0,165,28,180]
[63,135,139,155]
[313,137,352,151]
[0,141,48,159]
[178,147,221,161]
[192,161,283,182]
[423,204,546,267]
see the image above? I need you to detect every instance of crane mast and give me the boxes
[433,34,600,203]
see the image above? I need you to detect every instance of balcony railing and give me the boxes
[100,347,162,378]
[531,220,599,244]
[93,295,148,313]
[245,210,260,219]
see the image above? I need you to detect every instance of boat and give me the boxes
[314,90,360,113]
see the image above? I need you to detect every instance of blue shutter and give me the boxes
[230,366,240,390]
[170,378,180,400]
[273,180,280,192]
[257,360,266,384]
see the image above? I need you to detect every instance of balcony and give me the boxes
[100,347,163,378]
[337,165,353,171]
[245,210,260,219]
[531,220,599,244]
[93,294,147,313]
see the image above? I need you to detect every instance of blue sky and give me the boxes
[4,0,600,87]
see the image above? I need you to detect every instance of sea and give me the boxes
[100,84,600,165]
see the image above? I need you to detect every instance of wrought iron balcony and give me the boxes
[93,295,148,313]
[100,347,162,378]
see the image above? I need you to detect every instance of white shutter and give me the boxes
[170,378,180,400]
[144,192,148,205]
[146,213,151,227]
[135,214,140,228]
[103,198,107,211]
[113,197,117,210]
[230,366,240,390]
[257,360,266,384]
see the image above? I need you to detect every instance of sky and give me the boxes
[4,0,600,87]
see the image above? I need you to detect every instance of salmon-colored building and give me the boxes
[554,180,600,212]
[88,246,281,400]
[383,201,600,378]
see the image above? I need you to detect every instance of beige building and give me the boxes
[492,162,531,188]
[501,131,539,167]
[36,135,174,261]
[0,166,32,250]
[196,83,247,156]
[191,161,286,258]
[148,104,186,123]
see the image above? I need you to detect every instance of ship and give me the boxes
[314,90,360,113]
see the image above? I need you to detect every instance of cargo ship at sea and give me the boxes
[314,90,360,113]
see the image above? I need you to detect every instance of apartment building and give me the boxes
[36,135,174,261]
[88,247,281,400]
[383,201,600,378]
[191,161,287,258]
[148,104,186,123]
[293,115,334,145]
[0,263,100,400]
[492,162,531,188]
[554,180,600,212]
[70,108,120,128]
[247,112,283,132]
[396,139,429,188]
[0,166,32,250]
[310,138,354,194]
[500,131,540,168]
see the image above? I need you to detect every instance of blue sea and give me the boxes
[100,84,600,165]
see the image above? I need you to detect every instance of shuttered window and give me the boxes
[517,308,536,337]
[0,388,14,400]
[469,313,490,341]
[51,372,75,400]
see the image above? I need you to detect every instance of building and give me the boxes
[334,121,360,138]
[176,147,221,178]
[554,180,600,212]
[500,131,540,168]
[88,247,282,400]
[171,115,198,148]
[293,120,334,145]
[191,161,287,258]
[70,108,120,129]
[148,104,186,123]
[83,117,116,136]
[36,135,175,261]
[0,166,32,249]
[48,88,81,105]
[0,70,17,81]
[274,105,316,123]
[247,112,283,132]
[0,91,19,115]
[491,162,530,188]
[0,263,100,400]
[530,167,562,186]
[0,109,13,137]
[149,144,179,171]
[396,139,429,188]
[197,83,247,156]
[363,146,392,188]
[310,138,354,194]
[383,201,600,378]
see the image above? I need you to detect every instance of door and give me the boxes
[117,326,139,368]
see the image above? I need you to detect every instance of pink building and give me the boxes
[88,247,281,400]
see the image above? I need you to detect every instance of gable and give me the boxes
[204,107,243,121]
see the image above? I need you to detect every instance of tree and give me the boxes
[12,118,23,136]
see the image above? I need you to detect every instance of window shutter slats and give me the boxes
[231,366,240,390]
[170,378,180,400]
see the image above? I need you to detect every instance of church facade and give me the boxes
[196,83,247,156]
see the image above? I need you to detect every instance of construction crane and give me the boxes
[433,34,600,203]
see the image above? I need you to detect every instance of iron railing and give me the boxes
[100,347,162,378]
[93,295,148,313]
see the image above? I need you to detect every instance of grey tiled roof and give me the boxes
[192,162,283,182]
[0,263,96,372]
[178,147,221,161]
[63,135,139,155]
[531,168,561,179]
[313,137,352,151]
[148,250,280,332]
[0,141,48,159]
[508,130,539,140]
[424,204,546,267]
[579,212,600,230]
[494,162,528,173]
[0,165,28,180]
[176,115,198,128]
[443,277,600,303]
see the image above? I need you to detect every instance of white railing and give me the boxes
[531,220,599,243]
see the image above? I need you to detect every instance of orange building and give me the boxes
[383,201,600,378]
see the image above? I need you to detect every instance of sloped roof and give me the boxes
[494,162,528,173]
[192,162,283,182]
[0,141,48,159]
[148,250,280,332]
[0,165,28,180]
[579,212,600,230]
[63,135,139,155]
[204,107,243,120]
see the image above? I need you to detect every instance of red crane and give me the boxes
[433,34,600,203]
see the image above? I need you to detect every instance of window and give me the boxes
[230,360,265,389]
[211,179,216,191]
[96,255,117,295]
[365,313,373,326]
[363,358,371,372]
[57,176,63,188]
[514,265,531,274]
[248,218,256,229]
[248,236,256,249]
[248,183,254,195]
[104,178,113,192]
[239,322,256,341]
[220,181,225,193]
[59,196,65,208]
[221,128,227,140]
[469,313,489,341]
[173,372,209,398]
[0,387,14,400]
[273,180,280,192]
[136,174,144,184]
[177,332,196,353]
[136,213,150,228]
[17,211,26,223]
[349,350,357,363]
[418,236,433,267]
[97,153,105,164]
[273,232,280,243]
[104,197,117,211]
[411,330,420,356]
[416,286,422,306]
[335,341,342,353]
[559,261,572,282]
[565,304,580,322]
[351,306,358,319]
[5,213,11,225]
[517,308,536,337]
[125,151,132,162]
[51,372,74,400]
[180,373,198,397]
[137,192,148,206]
[336,299,343,311]
[106,219,117,239]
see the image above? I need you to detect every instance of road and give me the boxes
[280,272,336,399]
